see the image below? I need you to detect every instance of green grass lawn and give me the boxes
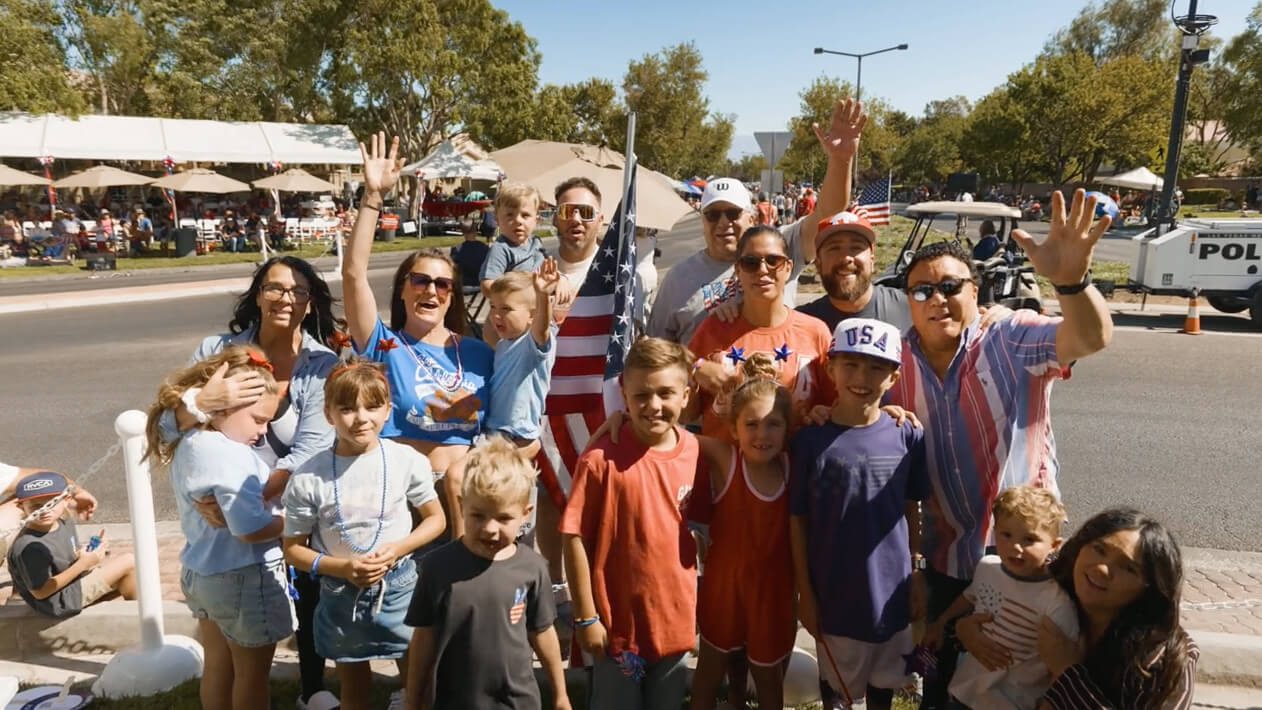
[0,236,464,278]
[1179,205,1258,219]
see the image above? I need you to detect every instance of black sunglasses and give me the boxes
[907,278,975,302]
[407,272,455,293]
[704,207,744,223]
[737,254,789,273]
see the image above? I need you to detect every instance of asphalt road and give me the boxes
[2,210,1255,552]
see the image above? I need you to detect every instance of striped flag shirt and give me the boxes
[886,310,1064,579]
[537,165,638,507]
[855,175,892,225]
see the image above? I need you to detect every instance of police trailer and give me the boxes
[1128,217,1262,327]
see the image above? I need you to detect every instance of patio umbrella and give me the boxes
[150,168,250,194]
[0,164,50,186]
[252,167,337,193]
[53,165,152,189]
[514,157,692,231]
[1096,167,1163,191]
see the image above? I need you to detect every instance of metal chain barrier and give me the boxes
[1181,599,1262,611]
[1,441,121,537]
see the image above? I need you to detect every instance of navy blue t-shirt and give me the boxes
[789,414,930,642]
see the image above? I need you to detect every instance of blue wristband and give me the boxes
[575,615,600,628]
[311,553,324,577]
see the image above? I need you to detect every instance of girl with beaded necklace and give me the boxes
[282,359,447,710]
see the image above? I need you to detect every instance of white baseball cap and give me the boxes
[828,317,902,366]
[700,178,753,211]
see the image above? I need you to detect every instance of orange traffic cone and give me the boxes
[1180,291,1202,335]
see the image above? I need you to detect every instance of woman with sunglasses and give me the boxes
[343,132,493,542]
[156,254,343,710]
[687,224,834,440]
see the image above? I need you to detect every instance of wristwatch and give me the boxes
[912,555,927,571]
[1053,270,1092,295]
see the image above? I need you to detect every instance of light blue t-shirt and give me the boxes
[355,318,494,446]
[171,429,282,575]
[485,324,558,440]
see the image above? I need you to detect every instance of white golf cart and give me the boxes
[875,201,1043,312]
[1128,216,1262,327]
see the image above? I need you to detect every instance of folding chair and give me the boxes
[285,218,300,245]
[298,219,316,244]
[196,219,220,252]
[463,285,486,339]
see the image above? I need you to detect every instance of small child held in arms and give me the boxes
[479,182,546,297]
[926,486,1078,710]
[282,359,447,710]
[404,436,570,710]
[790,318,930,710]
[7,471,137,618]
[145,346,293,710]
[562,337,701,710]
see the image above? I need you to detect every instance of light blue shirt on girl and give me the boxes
[171,429,282,575]
[485,324,557,440]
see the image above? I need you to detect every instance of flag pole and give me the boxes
[616,112,637,263]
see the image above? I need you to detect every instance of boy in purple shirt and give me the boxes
[790,318,930,710]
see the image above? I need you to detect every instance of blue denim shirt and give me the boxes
[160,326,338,473]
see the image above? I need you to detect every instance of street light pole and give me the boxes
[814,43,907,183]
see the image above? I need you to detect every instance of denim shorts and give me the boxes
[314,556,416,662]
[181,558,296,648]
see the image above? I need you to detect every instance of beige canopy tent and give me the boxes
[1097,167,1164,191]
[252,167,337,193]
[0,164,50,186]
[490,140,692,231]
[53,165,153,189]
[150,168,250,194]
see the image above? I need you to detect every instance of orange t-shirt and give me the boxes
[688,309,834,440]
[560,424,699,661]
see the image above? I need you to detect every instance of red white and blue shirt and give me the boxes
[887,311,1063,579]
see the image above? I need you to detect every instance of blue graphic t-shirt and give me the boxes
[789,414,930,643]
[356,318,494,445]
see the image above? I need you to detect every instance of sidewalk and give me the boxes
[2,522,1260,690]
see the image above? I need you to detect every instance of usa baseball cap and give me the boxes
[829,317,902,366]
[817,210,877,246]
[700,178,753,211]
[15,471,68,501]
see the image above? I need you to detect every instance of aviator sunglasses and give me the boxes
[737,254,789,273]
[407,272,455,294]
[704,207,744,223]
[907,278,975,302]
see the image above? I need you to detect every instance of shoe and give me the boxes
[298,690,340,710]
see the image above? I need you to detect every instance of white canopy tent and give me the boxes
[0,112,362,165]
[402,141,503,181]
[1097,167,1164,191]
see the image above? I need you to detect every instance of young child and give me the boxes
[144,346,293,710]
[790,318,930,710]
[6,471,137,618]
[690,353,796,710]
[282,359,447,710]
[562,337,701,710]
[479,182,545,297]
[926,486,1079,710]
[404,436,570,710]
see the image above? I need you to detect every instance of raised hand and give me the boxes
[358,131,404,198]
[813,98,868,160]
[1011,189,1110,286]
[535,257,561,296]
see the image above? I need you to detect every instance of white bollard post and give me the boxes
[93,410,203,699]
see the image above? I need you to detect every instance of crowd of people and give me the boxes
[0,97,1201,710]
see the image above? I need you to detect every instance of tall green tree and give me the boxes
[0,0,84,113]
[1221,3,1262,151]
[779,76,896,184]
[1047,0,1175,62]
[611,42,733,179]
[960,87,1044,191]
[519,78,619,146]
[894,97,969,184]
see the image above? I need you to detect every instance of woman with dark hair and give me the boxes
[343,132,493,541]
[158,254,343,710]
[958,507,1197,709]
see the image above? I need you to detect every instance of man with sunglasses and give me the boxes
[887,190,1114,710]
[647,97,866,346]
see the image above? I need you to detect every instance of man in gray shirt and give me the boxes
[647,97,866,344]
[796,209,912,333]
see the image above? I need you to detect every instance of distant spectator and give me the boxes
[1247,183,1259,210]
[479,207,496,239]
[756,193,776,226]
[796,186,816,219]
[221,210,247,252]
[972,220,1001,260]
[131,208,154,256]
[451,220,490,289]
[377,206,400,240]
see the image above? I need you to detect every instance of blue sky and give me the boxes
[500,0,1255,158]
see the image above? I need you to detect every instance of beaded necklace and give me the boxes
[330,439,388,555]
[400,329,464,392]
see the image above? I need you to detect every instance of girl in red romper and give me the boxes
[691,353,795,710]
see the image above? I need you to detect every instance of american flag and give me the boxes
[855,174,892,225]
[536,162,637,507]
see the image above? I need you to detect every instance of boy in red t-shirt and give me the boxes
[561,337,700,710]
